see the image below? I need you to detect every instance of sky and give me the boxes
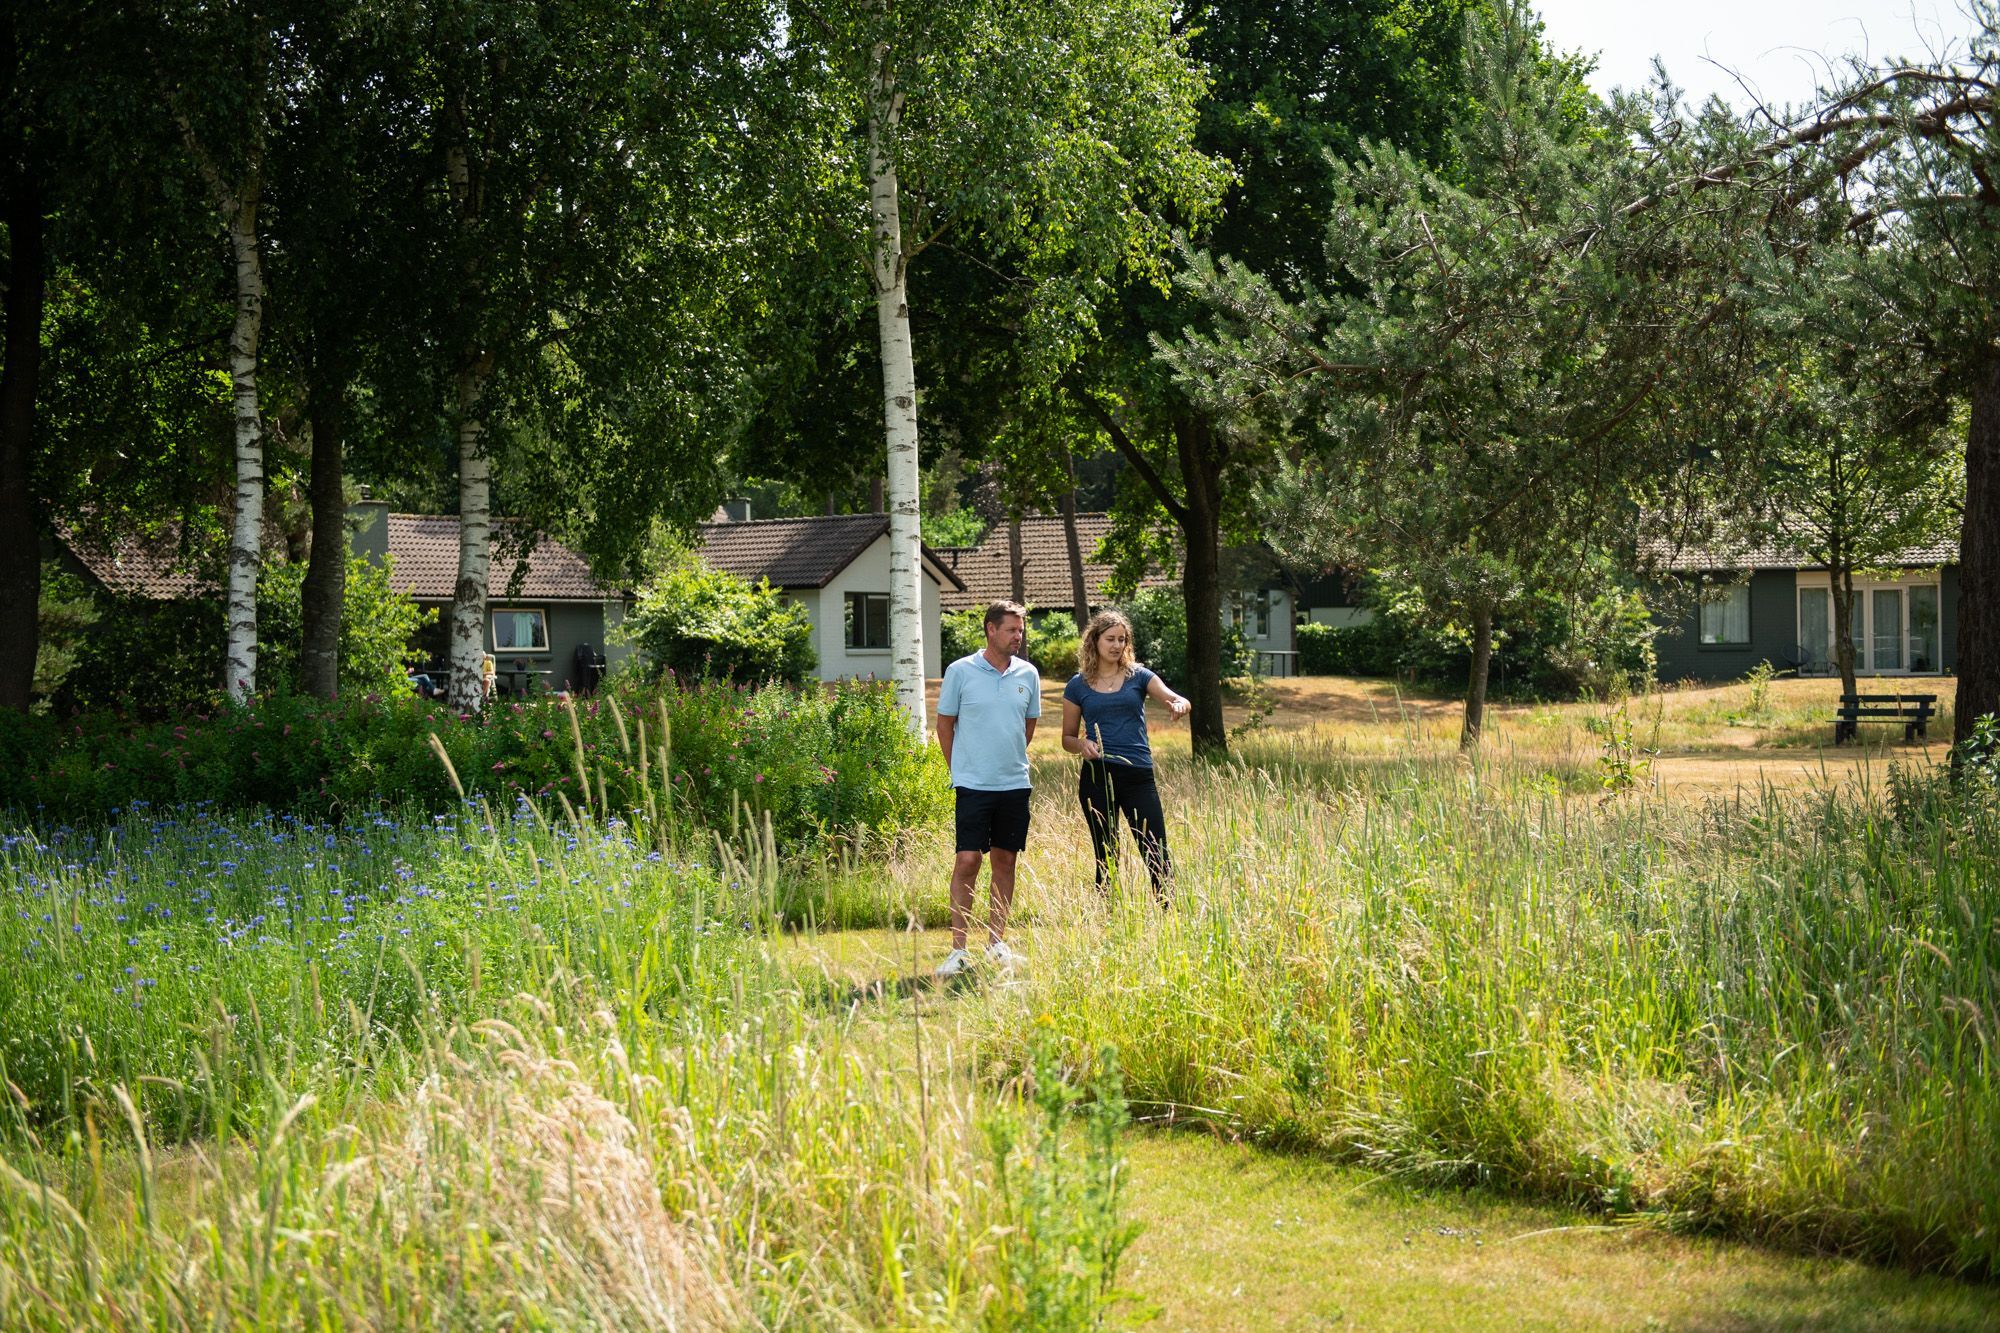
[1530,1,1977,113]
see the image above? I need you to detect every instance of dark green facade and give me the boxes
[1654,568,1960,683]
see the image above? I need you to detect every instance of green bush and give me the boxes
[941,607,985,664]
[1024,610,1080,680]
[1295,620,1394,676]
[623,561,816,685]
[0,678,945,853]
[257,554,436,697]
[1293,575,1656,699]
[1121,587,1250,683]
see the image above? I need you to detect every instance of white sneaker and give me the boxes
[984,939,1026,970]
[935,947,974,978]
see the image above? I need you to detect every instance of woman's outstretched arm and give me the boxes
[1146,674,1192,718]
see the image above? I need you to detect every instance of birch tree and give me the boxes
[150,0,282,702]
[403,0,776,713]
[781,0,1224,736]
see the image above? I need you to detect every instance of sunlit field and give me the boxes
[2,685,1996,1327]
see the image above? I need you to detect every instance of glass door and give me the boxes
[1797,587,1830,674]
[1870,587,1905,672]
[1909,585,1941,672]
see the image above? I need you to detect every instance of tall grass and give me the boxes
[962,732,2000,1275]
[0,781,1135,1325]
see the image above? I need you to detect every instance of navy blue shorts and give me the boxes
[954,787,1031,854]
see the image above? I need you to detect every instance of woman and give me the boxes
[1060,610,1190,904]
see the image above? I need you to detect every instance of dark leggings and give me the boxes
[1077,762,1172,904]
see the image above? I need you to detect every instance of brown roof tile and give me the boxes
[58,522,215,600]
[384,514,608,601]
[59,514,610,602]
[697,514,965,591]
[1638,520,1959,573]
[934,513,1173,613]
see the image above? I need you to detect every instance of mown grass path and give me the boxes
[783,925,2000,1330]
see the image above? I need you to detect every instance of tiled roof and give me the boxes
[933,513,1174,613]
[384,514,608,601]
[696,513,965,591]
[59,514,610,602]
[58,522,215,600]
[1638,522,1959,572]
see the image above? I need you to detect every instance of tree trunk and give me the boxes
[1176,413,1228,757]
[1461,601,1495,750]
[1007,515,1025,604]
[1831,563,1859,706]
[221,198,266,703]
[0,160,43,713]
[1061,449,1090,629]
[867,40,926,738]
[1956,355,2000,754]
[299,363,347,700]
[447,356,494,713]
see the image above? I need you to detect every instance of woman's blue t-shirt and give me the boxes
[1063,666,1157,769]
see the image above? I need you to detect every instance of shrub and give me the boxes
[1301,574,1657,699]
[1122,587,1251,683]
[0,678,945,853]
[941,607,985,664]
[1024,610,1080,680]
[257,554,436,696]
[622,561,816,685]
[1295,620,1394,676]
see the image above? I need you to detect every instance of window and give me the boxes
[1698,583,1750,645]
[492,608,549,652]
[1229,591,1271,639]
[845,592,889,650]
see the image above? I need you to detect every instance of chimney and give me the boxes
[721,497,752,523]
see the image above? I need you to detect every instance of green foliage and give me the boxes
[1119,588,1250,685]
[256,555,436,697]
[1731,661,1780,726]
[1593,705,1655,794]
[984,1029,1139,1329]
[32,563,99,707]
[53,598,225,720]
[923,505,987,549]
[623,562,817,686]
[1291,576,1656,700]
[1024,611,1080,680]
[941,607,986,665]
[0,679,944,854]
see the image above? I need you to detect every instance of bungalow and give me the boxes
[1642,530,1960,682]
[347,500,631,695]
[932,514,1368,676]
[694,509,965,681]
[53,502,629,698]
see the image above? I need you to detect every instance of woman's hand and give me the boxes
[1080,736,1103,761]
[1168,695,1191,720]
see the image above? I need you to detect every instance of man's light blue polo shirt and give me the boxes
[936,651,1041,791]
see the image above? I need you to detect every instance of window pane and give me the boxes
[1797,588,1829,673]
[1910,585,1940,672]
[1699,584,1750,645]
[1872,588,1904,671]
[494,611,545,651]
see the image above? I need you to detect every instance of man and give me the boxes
[933,599,1040,976]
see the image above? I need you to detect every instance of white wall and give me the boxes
[811,536,944,681]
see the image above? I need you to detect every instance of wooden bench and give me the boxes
[1834,693,1937,745]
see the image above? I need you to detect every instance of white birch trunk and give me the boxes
[447,359,494,713]
[222,201,265,703]
[867,41,926,738]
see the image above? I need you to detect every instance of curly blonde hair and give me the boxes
[1078,610,1138,681]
